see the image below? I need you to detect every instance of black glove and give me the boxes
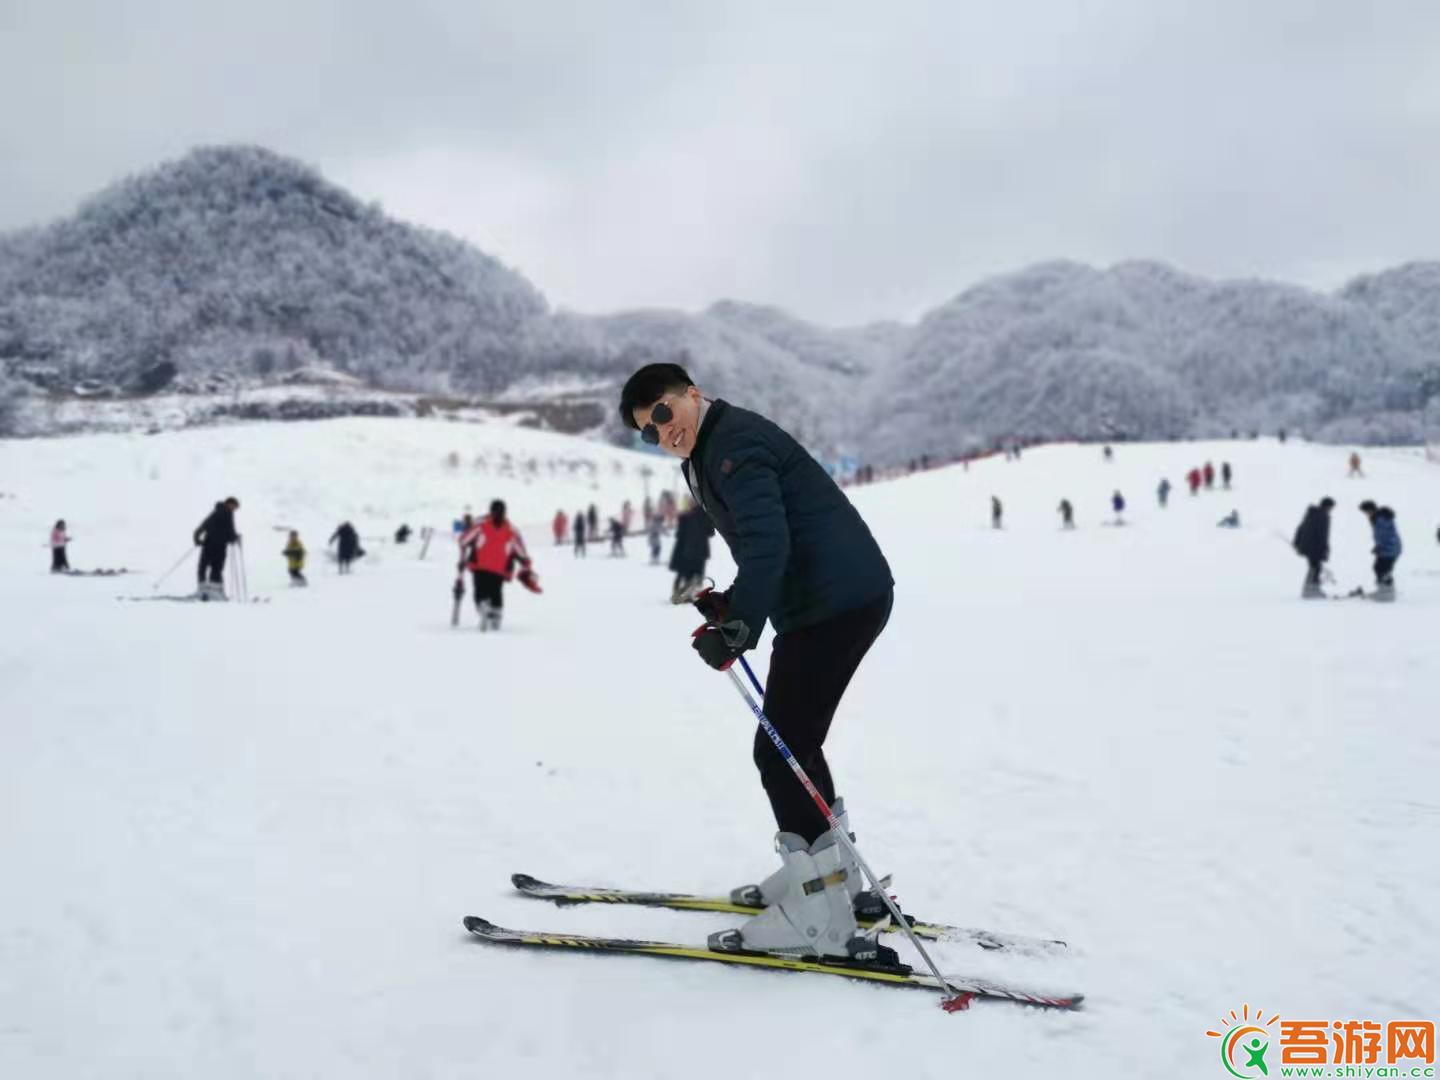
[692,624,742,671]
[692,586,731,623]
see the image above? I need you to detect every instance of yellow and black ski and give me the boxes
[463,916,1083,1009]
[510,872,1067,956]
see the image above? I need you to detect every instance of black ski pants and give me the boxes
[1304,557,1325,586]
[198,543,227,584]
[1374,555,1397,585]
[51,547,69,572]
[472,570,505,610]
[754,589,893,846]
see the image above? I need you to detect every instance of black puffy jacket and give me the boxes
[681,400,892,646]
[1293,505,1330,560]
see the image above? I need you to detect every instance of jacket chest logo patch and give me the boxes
[720,458,733,474]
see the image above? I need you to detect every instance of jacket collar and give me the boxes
[688,398,727,469]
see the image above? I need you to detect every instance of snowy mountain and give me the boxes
[0,147,548,400]
[867,260,1440,463]
[3,146,1439,459]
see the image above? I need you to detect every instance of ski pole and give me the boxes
[724,656,973,1012]
[153,544,195,590]
[235,539,248,602]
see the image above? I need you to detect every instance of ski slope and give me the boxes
[2,421,1437,1079]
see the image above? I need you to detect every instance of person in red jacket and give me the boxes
[552,509,568,546]
[459,500,531,631]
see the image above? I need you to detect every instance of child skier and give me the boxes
[1360,500,1402,600]
[283,531,307,586]
[50,520,71,572]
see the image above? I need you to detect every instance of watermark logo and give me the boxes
[1208,1004,1280,1078]
[1208,1005,1436,1077]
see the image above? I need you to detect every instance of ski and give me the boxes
[451,576,464,627]
[463,917,1081,1009]
[511,873,1067,956]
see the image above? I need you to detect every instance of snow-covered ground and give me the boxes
[2,422,1437,1079]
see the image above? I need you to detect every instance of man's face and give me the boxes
[632,386,703,459]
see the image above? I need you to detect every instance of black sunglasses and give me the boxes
[640,400,675,445]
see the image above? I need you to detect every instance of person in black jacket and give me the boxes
[194,497,240,597]
[668,499,714,602]
[1293,497,1335,598]
[330,522,362,573]
[620,362,895,963]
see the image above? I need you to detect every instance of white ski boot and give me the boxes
[730,798,892,919]
[1371,580,1397,603]
[197,581,228,602]
[476,601,502,631]
[1301,581,1326,600]
[710,831,896,962]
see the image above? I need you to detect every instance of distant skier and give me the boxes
[587,504,598,540]
[1103,445,1114,462]
[572,511,586,557]
[1348,452,1364,478]
[283,531,308,586]
[668,499,714,603]
[1058,499,1074,529]
[1111,491,1126,524]
[1221,462,1233,490]
[1217,510,1241,528]
[647,514,664,564]
[394,524,412,545]
[1292,497,1335,599]
[1157,478,1172,508]
[552,509,568,546]
[193,497,240,599]
[991,495,1003,529]
[1203,461,1215,489]
[1359,500,1401,599]
[330,522,362,573]
[459,499,532,631]
[50,519,71,573]
[608,517,626,557]
[620,361,894,964]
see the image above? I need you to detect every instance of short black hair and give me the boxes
[618,363,694,430]
[1319,497,1335,509]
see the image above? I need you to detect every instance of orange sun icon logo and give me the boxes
[1207,1004,1280,1078]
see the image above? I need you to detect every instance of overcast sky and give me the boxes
[3,0,1438,324]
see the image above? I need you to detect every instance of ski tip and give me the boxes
[511,873,543,890]
[463,915,496,934]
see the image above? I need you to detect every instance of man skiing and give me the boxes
[193,497,240,599]
[1157,478,1171,508]
[330,522,362,573]
[1058,499,1074,529]
[1359,500,1402,600]
[668,498,714,602]
[620,362,895,964]
[1292,497,1335,598]
[459,499,532,631]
